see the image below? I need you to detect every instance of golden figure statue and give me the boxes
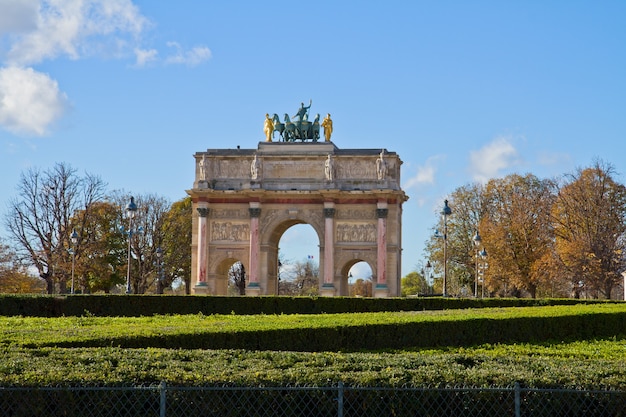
[321,113,333,142]
[264,113,274,142]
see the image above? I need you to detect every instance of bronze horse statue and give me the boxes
[311,113,320,141]
[270,110,319,142]
[283,114,297,141]
[271,114,285,140]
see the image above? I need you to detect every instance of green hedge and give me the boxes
[69,309,626,351]
[1,307,626,388]
[4,304,626,351]
[0,294,614,317]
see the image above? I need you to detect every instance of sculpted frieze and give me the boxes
[211,208,248,219]
[336,223,377,242]
[264,161,320,178]
[336,208,376,220]
[211,221,250,241]
[215,160,248,178]
[337,160,376,180]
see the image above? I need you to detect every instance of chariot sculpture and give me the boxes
[264,100,332,142]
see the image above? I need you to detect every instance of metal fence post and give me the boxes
[514,382,521,417]
[337,381,344,417]
[159,381,167,417]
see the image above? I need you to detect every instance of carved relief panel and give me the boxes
[210,222,250,242]
[336,223,377,242]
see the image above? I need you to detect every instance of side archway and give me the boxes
[214,257,248,296]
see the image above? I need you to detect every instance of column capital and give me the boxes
[249,207,261,218]
[376,208,388,218]
[323,208,336,218]
[197,207,210,217]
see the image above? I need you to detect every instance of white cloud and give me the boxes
[0,0,211,136]
[403,155,443,190]
[4,0,148,66]
[0,66,69,136]
[134,47,158,67]
[0,0,39,34]
[536,150,571,167]
[165,42,212,67]
[469,136,521,183]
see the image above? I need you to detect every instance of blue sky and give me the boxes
[1,1,625,279]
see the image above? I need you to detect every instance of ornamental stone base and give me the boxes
[374,284,389,298]
[246,283,262,296]
[320,283,336,297]
[193,282,210,295]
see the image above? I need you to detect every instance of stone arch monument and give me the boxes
[187,108,408,297]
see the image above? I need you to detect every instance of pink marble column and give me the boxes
[376,203,388,286]
[323,203,335,286]
[196,205,209,286]
[248,202,261,287]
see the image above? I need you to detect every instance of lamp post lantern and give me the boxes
[125,196,138,294]
[70,228,78,294]
[441,199,452,297]
[472,230,482,298]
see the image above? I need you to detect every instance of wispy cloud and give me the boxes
[403,155,444,190]
[165,42,212,67]
[0,0,39,34]
[469,136,522,183]
[134,47,158,67]
[0,0,210,137]
[3,0,148,66]
[536,150,571,167]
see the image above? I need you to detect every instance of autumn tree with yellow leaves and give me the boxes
[552,161,626,298]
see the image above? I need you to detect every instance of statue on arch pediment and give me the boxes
[265,100,329,142]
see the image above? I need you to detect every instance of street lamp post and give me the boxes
[472,230,482,298]
[441,199,452,297]
[424,260,433,294]
[479,248,488,298]
[125,196,138,294]
[70,228,78,294]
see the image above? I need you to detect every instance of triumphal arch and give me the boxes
[187,104,408,297]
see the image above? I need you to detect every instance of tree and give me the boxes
[552,161,626,299]
[108,192,171,294]
[0,238,44,293]
[294,259,319,296]
[350,278,373,297]
[228,261,246,295]
[4,163,106,294]
[160,197,192,294]
[280,259,319,296]
[481,174,557,298]
[425,183,486,296]
[71,201,126,293]
[400,271,428,296]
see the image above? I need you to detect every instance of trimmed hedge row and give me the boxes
[3,340,626,388]
[8,305,626,351]
[61,311,626,351]
[0,294,615,317]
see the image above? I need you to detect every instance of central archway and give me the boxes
[276,223,320,295]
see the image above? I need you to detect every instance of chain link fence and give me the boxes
[1,382,624,416]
